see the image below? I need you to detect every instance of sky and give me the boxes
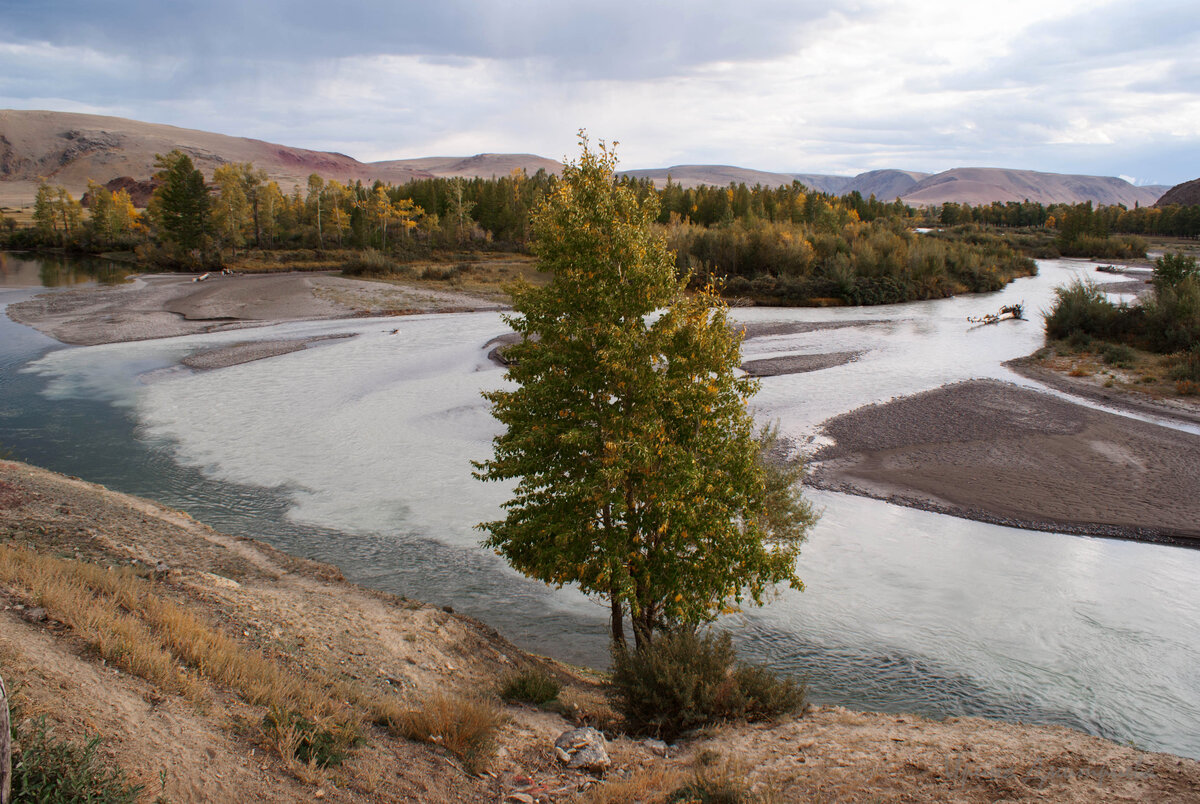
[2,0,1197,185]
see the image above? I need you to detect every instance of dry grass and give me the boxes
[380,692,504,773]
[578,765,688,804]
[0,545,363,762]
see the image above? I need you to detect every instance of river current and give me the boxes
[1,252,1198,758]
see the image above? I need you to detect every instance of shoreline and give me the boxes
[3,457,1198,802]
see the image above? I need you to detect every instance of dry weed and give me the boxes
[383,692,504,773]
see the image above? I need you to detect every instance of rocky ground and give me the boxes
[2,459,1198,803]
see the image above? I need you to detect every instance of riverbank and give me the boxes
[808,379,1200,548]
[5,270,505,347]
[3,458,1198,802]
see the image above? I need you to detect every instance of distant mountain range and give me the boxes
[0,109,1175,209]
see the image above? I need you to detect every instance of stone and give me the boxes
[23,607,47,623]
[554,727,610,772]
[643,738,669,757]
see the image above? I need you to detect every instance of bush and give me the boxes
[1169,347,1200,383]
[11,716,144,803]
[499,667,561,705]
[610,630,805,740]
[1101,342,1136,368]
[1153,252,1199,294]
[1044,278,1126,341]
[342,248,396,276]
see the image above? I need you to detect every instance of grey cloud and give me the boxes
[2,0,846,81]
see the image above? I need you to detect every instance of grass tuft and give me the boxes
[499,667,561,705]
[380,692,504,773]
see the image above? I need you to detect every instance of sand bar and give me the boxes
[809,379,1200,547]
[5,271,504,346]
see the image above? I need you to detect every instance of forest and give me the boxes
[4,149,1197,307]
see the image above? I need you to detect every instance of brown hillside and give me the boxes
[377,153,562,179]
[0,109,437,204]
[899,167,1166,207]
[620,164,805,189]
[1155,177,1200,207]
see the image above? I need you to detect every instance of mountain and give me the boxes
[899,167,1167,208]
[1155,178,1200,207]
[619,164,803,189]
[0,109,1176,209]
[376,153,562,179]
[0,109,435,205]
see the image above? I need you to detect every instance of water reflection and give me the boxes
[0,251,135,287]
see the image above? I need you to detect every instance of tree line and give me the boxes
[15,152,1199,307]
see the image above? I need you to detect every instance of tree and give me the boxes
[149,151,210,253]
[475,135,815,650]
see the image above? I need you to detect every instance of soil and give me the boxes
[808,379,1200,547]
[5,271,505,346]
[2,459,1198,803]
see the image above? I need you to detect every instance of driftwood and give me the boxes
[1,672,9,804]
[968,303,1025,325]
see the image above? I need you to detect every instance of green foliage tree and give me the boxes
[149,150,211,253]
[475,136,816,649]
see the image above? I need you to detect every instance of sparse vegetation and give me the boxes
[0,545,362,764]
[10,715,145,804]
[609,630,805,740]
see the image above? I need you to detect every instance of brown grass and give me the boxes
[0,546,363,760]
[381,692,504,773]
[579,765,688,804]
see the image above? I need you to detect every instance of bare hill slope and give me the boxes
[377,153,562,178]
[1155,177,1200,207]
[0,109,436,200]
[899,167,1166,207]
[0,109,1174,210]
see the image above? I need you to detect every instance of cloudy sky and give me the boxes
[2,0,1197,185]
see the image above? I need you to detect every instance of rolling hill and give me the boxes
[0,109,1173,209]
[1155,178,1200,207]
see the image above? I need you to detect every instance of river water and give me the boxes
[2,252,1198,758]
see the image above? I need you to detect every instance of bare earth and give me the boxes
[3,459,1198,803]
[5,271,504,347]
[809,379,1200,546]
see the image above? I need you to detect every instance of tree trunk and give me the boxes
[609,592,625,651]
[1,672,10,804]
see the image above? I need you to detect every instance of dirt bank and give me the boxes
[2,459,1199,802]
[5,271,505,346]
[808,379,1200,547]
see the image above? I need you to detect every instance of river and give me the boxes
[2,251,1198,759]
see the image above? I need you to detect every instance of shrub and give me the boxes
[342,248,396,276]
[11,716,144,803]
[499,668,561,705]
[1101,342,1136,368]
[1044,278,1125,341]
[609,630,805,740]
[1169,348,1200,383]
[1153,252,1199,294]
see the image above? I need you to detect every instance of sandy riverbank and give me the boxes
[5,271,505,347]
[3,458,1198,802]
[809,379,1200,547]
